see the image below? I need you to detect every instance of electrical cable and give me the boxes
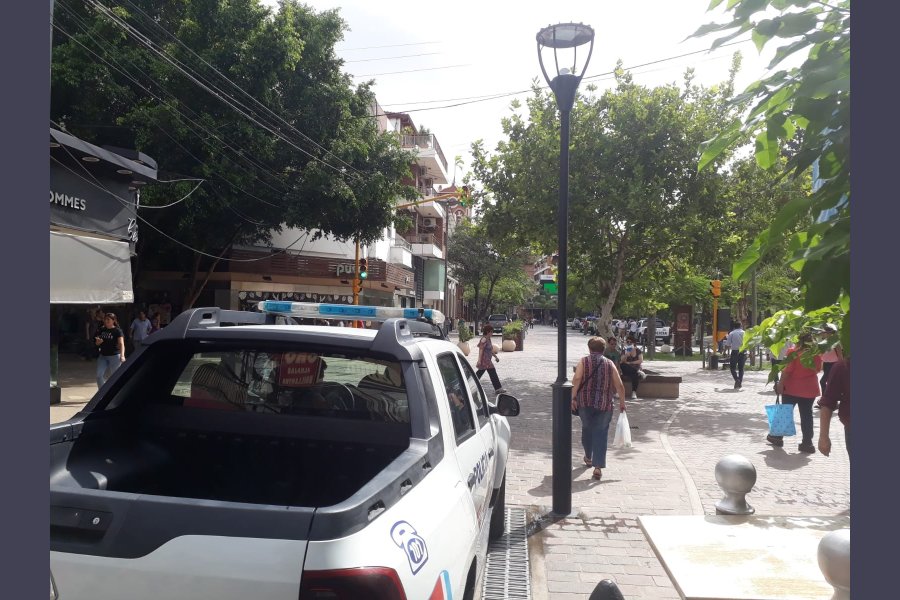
[339,40,440,51]
[52,9,292,196]
[345,51,441,63]
[117,0,365,179]
[87,0,364,181]
[51,152,312,262]
[351,63,472,78]
[136,180,205,209]
[378,38,752,114]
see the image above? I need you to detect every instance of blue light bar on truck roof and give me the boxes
[257,301,445,325]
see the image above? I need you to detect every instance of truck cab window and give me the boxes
[436,353,475,441]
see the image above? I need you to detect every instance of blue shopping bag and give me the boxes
[765,396,796,437]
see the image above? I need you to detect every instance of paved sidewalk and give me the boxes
[462,326,849,599]
[51,355,101,423]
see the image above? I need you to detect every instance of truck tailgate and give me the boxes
[51,536,307,600]
[50,489,313,600]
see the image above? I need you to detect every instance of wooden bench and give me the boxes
[624,372,682,399]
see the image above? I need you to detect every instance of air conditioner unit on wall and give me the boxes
[422,218,436,228]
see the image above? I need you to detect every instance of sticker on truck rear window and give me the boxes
[391,520,429,575]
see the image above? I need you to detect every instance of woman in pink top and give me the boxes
[475,325,506,394]
[767,333,822,453]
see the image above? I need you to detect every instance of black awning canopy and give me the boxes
[50,128,158,183]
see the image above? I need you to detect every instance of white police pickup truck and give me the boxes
[50,303,520,600]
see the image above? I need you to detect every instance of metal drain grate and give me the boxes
[482,507,531,600]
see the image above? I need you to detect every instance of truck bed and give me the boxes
[51,407,411,508]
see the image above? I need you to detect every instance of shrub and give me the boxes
[458,322,474,343]
[502,320,524,339]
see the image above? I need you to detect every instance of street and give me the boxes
[462,325,850,599]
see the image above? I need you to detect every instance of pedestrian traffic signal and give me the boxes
[352,279,362,295]
[359,258,368,280]
[710,279,721,298]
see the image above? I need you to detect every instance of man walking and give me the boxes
[129,310,152,350]
[726,320,748,389]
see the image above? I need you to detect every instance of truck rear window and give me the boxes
[165,349,409,423]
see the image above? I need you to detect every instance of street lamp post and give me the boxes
[537,22,595,517]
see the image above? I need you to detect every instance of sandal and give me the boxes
[592,468,602,480]
[583,456,592,467]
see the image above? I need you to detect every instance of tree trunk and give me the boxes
[596,233,628,338]
[647,310,657,359]
[182,239,236,309]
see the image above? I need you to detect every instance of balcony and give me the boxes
[404,232,444,259]
[389,236,413,268]
[399,133,449,185]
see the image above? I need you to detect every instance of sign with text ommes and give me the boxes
[50,162,137,242]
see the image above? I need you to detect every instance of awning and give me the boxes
[50,231,134,304]
[50,128,158,182]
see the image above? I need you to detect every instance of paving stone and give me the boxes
[461,326,850,598]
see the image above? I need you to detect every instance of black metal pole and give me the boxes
[551,106,573,516]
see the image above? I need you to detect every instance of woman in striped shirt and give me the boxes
[571,337,627,480]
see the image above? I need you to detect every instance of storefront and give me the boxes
[49,128,157,403]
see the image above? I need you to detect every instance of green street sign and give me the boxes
[543,283,558,294]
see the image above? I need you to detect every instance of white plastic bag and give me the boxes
[613,411,632,448]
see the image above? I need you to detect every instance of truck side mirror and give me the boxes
[491,394,520,417]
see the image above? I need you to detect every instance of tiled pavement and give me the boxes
[461,325,849,599]
[52,326,850,599]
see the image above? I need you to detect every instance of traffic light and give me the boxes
[710,279,721,298]
[459,185,470,207]
[359,258,368,280]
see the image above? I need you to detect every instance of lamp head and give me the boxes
[536,23,595,111]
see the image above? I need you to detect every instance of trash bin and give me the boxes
[709,353,719,370]
[515,331,524,351]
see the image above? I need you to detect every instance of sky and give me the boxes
[263,0,793,183]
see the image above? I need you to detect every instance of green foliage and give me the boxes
[501,320,524,339]
[742,303,846,382]
[471,65,743,331]
[51,0,416,306]
[457,321,474,343]
[447,221,531,324]
[694,0,850,354]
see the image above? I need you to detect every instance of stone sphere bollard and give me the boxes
[714,454,756,515]
[818,529,850,600]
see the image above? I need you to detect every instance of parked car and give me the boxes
[638,317,671,345]
[487,313,510,334]
[50,303,520,600]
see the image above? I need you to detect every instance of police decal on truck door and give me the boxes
[436,353,491,523]
[459,357,497,524]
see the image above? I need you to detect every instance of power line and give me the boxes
[351,63,472,78]
[379,38,752,114]
[137,180,206,209]
[51,151,312,262]
[345,51,441,63]
[52,7,293,196]
[117,0,365,179]
[339,41,440,51]
[84,0,363,181]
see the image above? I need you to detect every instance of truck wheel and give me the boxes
[489,475,506,541]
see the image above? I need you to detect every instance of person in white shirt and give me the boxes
[129,310,152,349]
[726,321,747,389]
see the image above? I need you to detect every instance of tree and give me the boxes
[694,0,850,356]
[471,65,741,339]
[447,221,530,325]
[51,0,416,308]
